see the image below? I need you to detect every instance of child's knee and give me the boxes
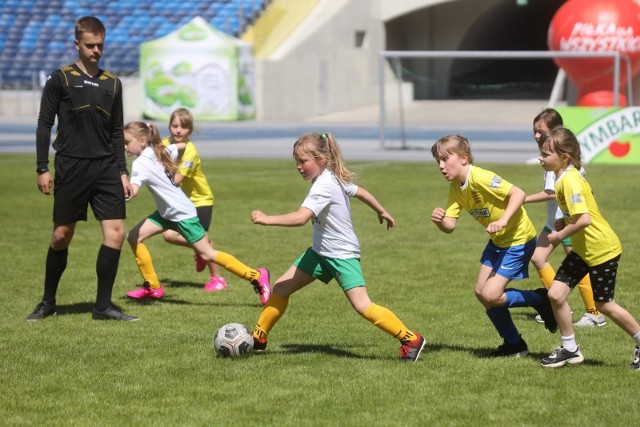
[548,286,566,305]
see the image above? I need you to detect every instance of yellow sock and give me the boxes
[214,251,259,282]
[537,265,556,289]
[361,303,416,342]
[133,243,160,289]
[577,274,600,315]
[253,293,289,342]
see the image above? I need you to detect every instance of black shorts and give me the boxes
[196,205,213,230]
[555,251,620,302]
[53,155,126,223]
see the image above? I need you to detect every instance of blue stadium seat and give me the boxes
[0,0,267,82]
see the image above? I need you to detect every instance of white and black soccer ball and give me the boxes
[214,323,254,358]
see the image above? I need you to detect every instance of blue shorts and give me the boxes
[542,225,571,246]
[480,238,536,280]
[147,211,206,244]
[293,247,365,291]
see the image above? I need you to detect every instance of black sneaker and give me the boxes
[540,346,584,368]
[490,335,529,357]
[26,302,57,321]
[253,337,268,353]
[533,288,558,333]
[630,346,640,370]
[92,306,139,321]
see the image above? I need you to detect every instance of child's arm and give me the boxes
[548,213,590,245]
[251,207,314,227]
[353,187,394,230]
[486,185,526,234]
[173,172,184,186]
[524,189,555,204]
[431,207,457,233]
[170,143,187,185]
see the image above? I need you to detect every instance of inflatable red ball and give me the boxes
[548,0,640,106]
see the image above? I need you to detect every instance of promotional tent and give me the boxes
[140,16,255,121]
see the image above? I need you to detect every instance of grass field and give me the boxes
[1,153,639,426]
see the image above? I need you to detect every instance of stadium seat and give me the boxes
[0,0,266,82]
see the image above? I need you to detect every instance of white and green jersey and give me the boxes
[301,169,360,259]
[130,145,196,222]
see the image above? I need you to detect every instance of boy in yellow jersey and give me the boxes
[537,127,640,369]
[431,135,556,358]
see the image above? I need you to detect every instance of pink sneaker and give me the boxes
[253,268,271,305]
[127,282,164,299]
[194,254,206,273]
[204,276,227,292]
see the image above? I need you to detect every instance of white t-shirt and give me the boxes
[130,145,197,221]
[301,169,360,259]
[543,166,586,229]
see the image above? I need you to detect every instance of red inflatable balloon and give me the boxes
[548,0,640,106]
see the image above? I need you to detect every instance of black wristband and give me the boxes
[36,167,49,175]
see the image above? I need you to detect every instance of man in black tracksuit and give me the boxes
[28,16,138,321]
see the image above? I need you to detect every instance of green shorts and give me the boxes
[147,211,206,244]
[543,225,571,246]
[293,247,365,291]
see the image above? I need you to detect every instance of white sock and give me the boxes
[632,331,640,347]
[561,334,578,352]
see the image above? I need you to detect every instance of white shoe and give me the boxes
[573,312,607,327]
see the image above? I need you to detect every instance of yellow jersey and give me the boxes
[445,165,536,247]
[555,166,621,266]
[162,137,214,207]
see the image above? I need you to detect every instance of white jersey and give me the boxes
[543,166,586,229]
[301,169,360,259]
[130,145,197,221]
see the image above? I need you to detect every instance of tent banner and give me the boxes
[140,17,255,121]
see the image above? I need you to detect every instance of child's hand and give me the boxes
[431,207,446,224]
[251,210,267,225]
[485,221,505,234]
[378,211,395,230]
[548,231,561,245]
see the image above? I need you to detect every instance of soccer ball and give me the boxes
[213,323,254,358]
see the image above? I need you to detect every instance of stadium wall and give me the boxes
[254,0,505,119]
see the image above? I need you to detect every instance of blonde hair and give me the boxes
[293,132,355,184]
[168,108,194,138]
[539,127,582,171]
[125,121,178,176]
[431,134,474,164]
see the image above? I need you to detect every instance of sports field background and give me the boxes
[1,152,639,425]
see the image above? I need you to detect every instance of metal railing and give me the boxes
[378,50,632,149]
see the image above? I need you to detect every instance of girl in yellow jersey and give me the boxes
[537,127,640,369]
[431,135,556,358]
[525,108,605,327]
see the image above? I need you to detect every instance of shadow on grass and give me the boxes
[276,343,382,360]
[55,302,134,315]
[161,279,203,289]
[425,341,606,366]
